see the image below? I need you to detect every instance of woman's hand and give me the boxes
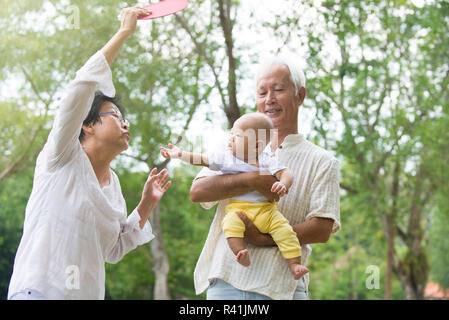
[137,168,171,228]
[118,6,151,37]
[144,168,171,202]
[101,6,151,65]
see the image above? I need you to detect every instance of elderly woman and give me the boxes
[8,6,170,300]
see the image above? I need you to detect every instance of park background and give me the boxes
[0,0,448,300]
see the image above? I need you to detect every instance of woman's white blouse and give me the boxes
[8,51,154,300]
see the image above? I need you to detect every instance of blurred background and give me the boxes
[0,0,448,300]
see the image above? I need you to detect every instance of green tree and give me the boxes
[0,168,34,298]
[267,0,449,299]
[428,193,449,289]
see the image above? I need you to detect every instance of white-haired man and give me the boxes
[190,56,341,300]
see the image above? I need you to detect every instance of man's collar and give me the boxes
[281,133,305,148]
[266,133,305,154]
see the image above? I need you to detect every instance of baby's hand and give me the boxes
[271,181,288,198]
[160,143,182,159]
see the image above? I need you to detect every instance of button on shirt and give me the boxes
[193,134,341,300]
[8,51,154,300]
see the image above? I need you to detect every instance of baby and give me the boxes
[160,113,308,280]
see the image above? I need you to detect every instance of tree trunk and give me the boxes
[394,168,430,300]
[384,158,400,299]
[403,285,419,300]
[383,215,394,300]
[217,0,240,127]
[149,204,170,300]
[393,257,425,300]
[381,159,429,300]
[175,1,240,127]
[382,218,428,300]
[390,233,428,300]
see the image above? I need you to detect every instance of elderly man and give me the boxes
[190,55,341,300]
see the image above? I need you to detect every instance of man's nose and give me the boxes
[266,90,275,104]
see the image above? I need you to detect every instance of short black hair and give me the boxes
[79,91,125,142]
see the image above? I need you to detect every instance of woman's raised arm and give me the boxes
[101,6,150,65]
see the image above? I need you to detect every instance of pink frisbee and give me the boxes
[138,0,188,20]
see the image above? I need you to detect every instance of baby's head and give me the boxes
[228,112,274,164]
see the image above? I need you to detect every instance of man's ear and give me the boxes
[297,87,306,107]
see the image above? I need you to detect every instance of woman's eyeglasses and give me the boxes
[98,111,129,127]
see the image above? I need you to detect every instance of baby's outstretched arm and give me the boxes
[160,144,209,167]
[271,169,294,197]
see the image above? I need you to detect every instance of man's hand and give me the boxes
[236,211,275,246]
[250,172,280,202]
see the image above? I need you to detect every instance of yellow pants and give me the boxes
[223,201,301,259]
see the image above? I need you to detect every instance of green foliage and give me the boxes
[428,195,449,289]
[308,195,406,299]
[162,166,214,299]
[104,166,212,300]
[1,0,448,300]
[295,0,448,298]
[0,168,34,299]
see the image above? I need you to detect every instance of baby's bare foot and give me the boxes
[291,264,309,280]
[236,249,250,267]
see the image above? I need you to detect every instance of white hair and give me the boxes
[255,54,306,94]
